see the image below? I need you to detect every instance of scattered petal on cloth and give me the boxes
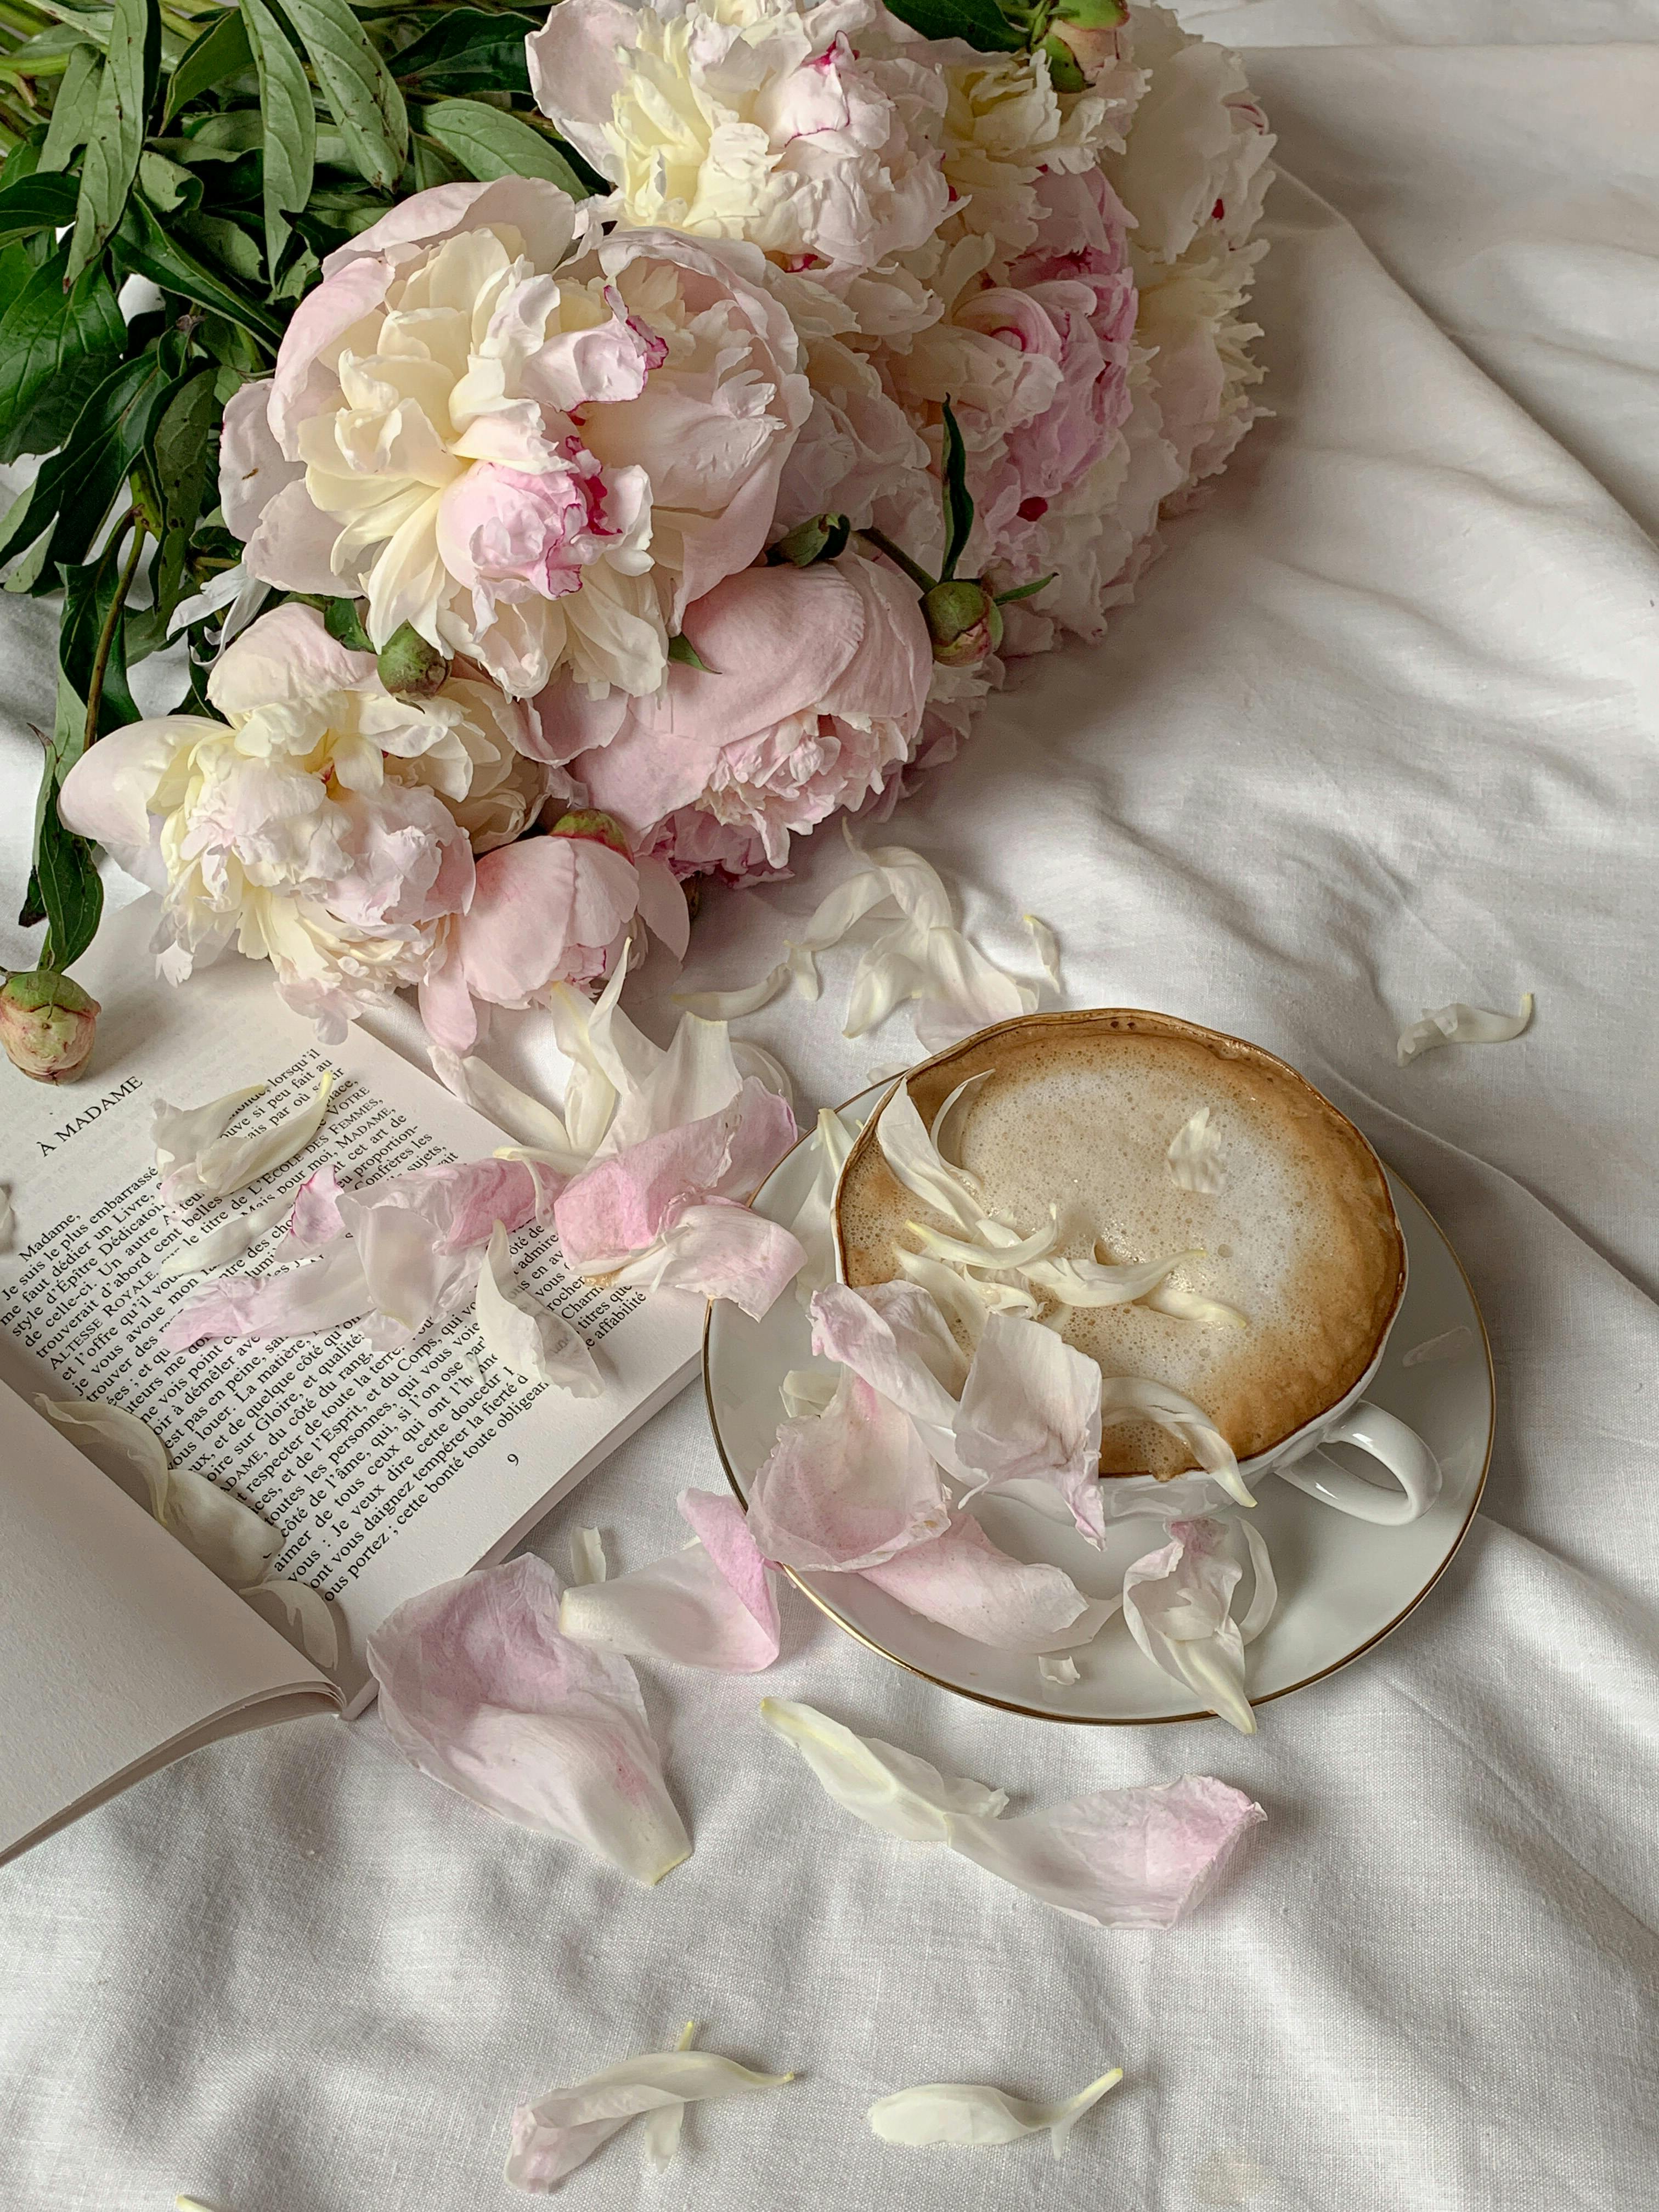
[161,1071,334,1206]
[1396,992,1534,1064]
[641,2022,698,2172]
[366,1557,691,1887]
[1121,1516,1277,1734]
[1098,1374,1256,1508]
[758,1699,1007,1843]
[505,2037,794,2193]
[861,1515,1120,1654]
[744,1372,951,1571]
[761,1698,1263,1927]
[867,2066,1122,2155]
[1166,1106,1224,1195]
[151,1082,264,1197]
[561,1489,781,1672]
[1023,915,1063,992]
[431,1048,586,1177]
[569,1527,608,1587]
[673,867,895,1019]
[476,1225,603,1396]
[809,1280,966,1471]
[953,1314,1107,1543]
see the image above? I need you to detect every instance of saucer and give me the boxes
[704,1085,1494,1725]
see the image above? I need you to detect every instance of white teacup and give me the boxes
[832,1006,1443,1530]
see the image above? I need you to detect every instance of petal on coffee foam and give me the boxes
[1165,1105,1224,1195]
[1097,1375,1256,1509]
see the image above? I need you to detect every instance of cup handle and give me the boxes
[1274,1401,1442,1526]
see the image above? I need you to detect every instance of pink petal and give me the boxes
[285,1161,347,1251]
[861,1514,1118,1652]
[339,1159,539,1348]
[809,1280,964,1469]
[207,601,376,718]
[454,836,639,1011]
[160,1241,372,1348]
[635,853,691,959]
[560,1489,781,1673]
[1121,1517,1256,1735]
[949,1776,1265,1929]
[953,1313,1107,1543]
[745,1371,951,1572]
[554,1080,795,1269]
[615,1199,805,1321]
[366,1556,691,1886]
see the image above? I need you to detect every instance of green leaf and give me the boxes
[994,572,1055,604]
[878,0,1023,52]
[390,8,537,96]
[0,242,125,467]
[241,0,316,273]
[163,7,255,122]
[174,210,265,284]
[169,109,268,162]
[33,796,104,969]
[0,347,177,578]
[666,631,709,672]
[146,369,216,627]
[114,197,284,344]
[0,171,80,250]
[137,148,201,213]
[283,0,408,190]
[416,97,588,194]
[39,39,103,172]
[1052,0,1127,25]
[66,0,161,287]
[939,398,973,583]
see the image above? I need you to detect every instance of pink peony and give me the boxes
[218,178,808,700]
[545,554,932,881]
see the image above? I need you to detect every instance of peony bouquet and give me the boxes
[0,0,1271,1069]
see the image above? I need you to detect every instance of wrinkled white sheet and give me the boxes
[2,9,1656,2207]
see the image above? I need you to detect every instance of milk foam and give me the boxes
[838,1020,1403,1474]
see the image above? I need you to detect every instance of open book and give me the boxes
[0,899,704,1863]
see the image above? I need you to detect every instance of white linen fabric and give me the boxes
[3,9,1657,2208]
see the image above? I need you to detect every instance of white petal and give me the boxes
[928,1071,991,1166]
[1098,1374,1256,1508]
[1020,1248,1193,1306]
[608,1201,805,1321]
[432,1048,584,1169]
[1138,1283,1249,1329]
[953,1312,1105,1543]
[1165,1106,1224,1195]
[0,1182,13,1251]
[731,1039,795,1110]
[780,1365,840,1418]
[1235,1518,1278,1645]
[857,833,953,931]
[160,1462,284,1588]
[1402,1325,1475,1367]
[560,1491,780,1674]
[895,1249,992,1344]
[507,2042,794,2192]
[601,1011,742,1157]
[780,1106,860,1308]
[569,1528,608,1587]
[153,1081,265,1192]
[1121,1517,1261,1735]
[1038,1654,1080,1686]
[242,1576,341,1669]
[641,2023,698,2172]
[368,1556,690,1887]
[843,932,929,1039]
[758,1698,1006,1842]
[868,2066,1122,2155]
[157,1212,259,1279]
[173,1070,335,1202]
[1397,992,1533,1064]
[911,925,1037,1054]
[875,1081,983,1235]
[35,1393,168,1514]
[675,962,793,1020]
[476,1223,603,1396]
[1023,914,1063,992]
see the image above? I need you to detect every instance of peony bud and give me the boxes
[376,622,450,697]
[547,808,633,857]
[921,579,1003,667]
[768,512,851,568]
[0,969,100,1084]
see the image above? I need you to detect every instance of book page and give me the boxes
[0,901,704,1714]
[0,1384,336,1865]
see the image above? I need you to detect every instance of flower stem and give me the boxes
[855,527,935,595]
[83,520,148,753]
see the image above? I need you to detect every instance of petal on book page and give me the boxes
[152,1081,264,1193]
[163,1070,334,1204]
[506,2040,794,2193]
[431,1047,586,1177]
[35,1393,170,1514]
[160,1240,374,1348]
[366,1556,691,1887]
[476,1224,603,1397]
[867,2066,1121,2155]
[242,1576,341,1670]
[561,1491,781,1673]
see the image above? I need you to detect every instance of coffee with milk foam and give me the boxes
[836,1012,1405,1477]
